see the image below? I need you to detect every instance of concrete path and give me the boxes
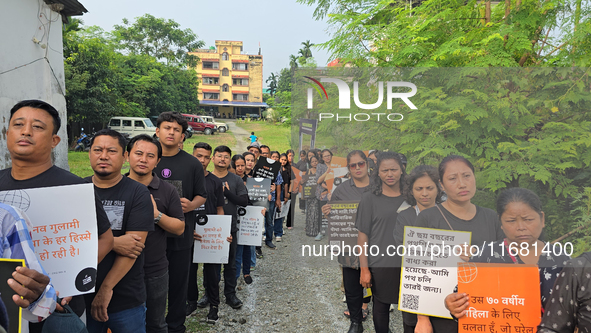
[225,119,250,154]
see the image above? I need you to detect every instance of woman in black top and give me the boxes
[232,154,248,183]
[304,155,321,236]
[356,151,407,333]
[243,152,256,178]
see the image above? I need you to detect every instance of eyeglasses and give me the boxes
[348,161,366,169]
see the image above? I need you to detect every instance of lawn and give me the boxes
[235,121,291,153]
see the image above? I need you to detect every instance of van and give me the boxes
[108,117,156,137]
[181,114,217,135]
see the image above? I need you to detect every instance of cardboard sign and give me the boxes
[398,226,471,319]
[327,201,359,253]
[302,174,318,199]
[193,215,232,264]
[0,259,24,333]
[252,157,281,181]
[246,178,272,207]
[458,263,541,333]
[237,206,266,246]
[274,200,291,220]
[0,184,98,297]
[291,166,304,193]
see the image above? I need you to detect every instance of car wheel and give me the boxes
[185,130,193,139]
[219,126,227,133]
[204,128,212,135]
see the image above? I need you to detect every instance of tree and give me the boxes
[289,54,299,70]
[266,72,278,96]
[113,14,205,67]
[300,40,314,58]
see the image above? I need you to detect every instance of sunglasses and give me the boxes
[348,161,366,169]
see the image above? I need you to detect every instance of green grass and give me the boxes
[234,122,291,153]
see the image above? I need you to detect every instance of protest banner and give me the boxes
[458,263,541,333]
[192,215,232,264]
[246,178,272,207]
[0,184,98,297]
[252,157,281,181]
[398,226,471,318]
[237,206,266,246]
[0,259,24,333]
[327,201,359,253]
[301,174,317,199]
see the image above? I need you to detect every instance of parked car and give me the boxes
[108,117,156,137]
[199,116,228,133]
[182,114,217,135]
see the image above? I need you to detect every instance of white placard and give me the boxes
[274,200,291,220]
[192,215,232,264]
[0,184,98,297]
[237,206,266,246]
[398,226,471,318]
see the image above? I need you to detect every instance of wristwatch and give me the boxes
[154,211,162,224]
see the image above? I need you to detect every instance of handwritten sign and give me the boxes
[246,178,271,207]
[458,263,541,333]
[274,200,291,220]
[252,157,281,181]
[398,227,471,318]
[0,259,24,333]
[193,215,232,264]
[237,206,266,246]
[302,174,317,199]
[327,201,359,253]
[0,184,98,297]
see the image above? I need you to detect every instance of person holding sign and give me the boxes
[315,149,334,240]
[415,155,504,332]
[125,135,185,333]
[445,188,569,323]
[304,155,321,237]
[356,151,408,333]
[394,165,444,333]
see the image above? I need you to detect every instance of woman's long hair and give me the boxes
[370,151,406,196]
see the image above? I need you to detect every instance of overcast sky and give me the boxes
[80,0,332,83]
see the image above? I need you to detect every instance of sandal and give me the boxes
[343,310,350,318]
[362,308,369,321]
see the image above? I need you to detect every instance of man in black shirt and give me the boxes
[125,135,185,333]
[187,142,226,322]
[0,100,114,332]
[85,129,154,333]
[211,146,248,310]
[154,112,207,333]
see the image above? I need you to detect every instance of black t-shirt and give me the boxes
[355,191,405,268]
[0,166,111,236]
[140,174,185,278]
[83,176,154,313]
[415,204,504,247]
[195,172,225,215]
[218,172,248,233]
[331,179,368,201]
[154,150,207,251]
[394,206,418,247]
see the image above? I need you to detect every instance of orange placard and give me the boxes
[330,156,347,169]
[291,166,304,193]
[458,263,541,333]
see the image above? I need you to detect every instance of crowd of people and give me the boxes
[0,99,590,333]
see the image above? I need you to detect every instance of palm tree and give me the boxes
[289,54,299,70]
[300,40,314,58]
[266,72,278,96]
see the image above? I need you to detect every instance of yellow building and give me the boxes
[189,40,267,118]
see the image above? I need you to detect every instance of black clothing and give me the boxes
[343,266,364,324]
[217,172,248,233]
[166,247,191,333]
[332,179,368,201]
[395,206,421,327]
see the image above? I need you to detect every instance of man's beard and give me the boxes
[133,168,150,177]
[94,170,112,178]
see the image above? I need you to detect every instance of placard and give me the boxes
[302,174,317,199]
[237,206,266,246]
[0,184,98,297]
[327,201,359,253]
[192,215,232,264]
[245,178,271,207]
[458,263,541,333]
[291,166,304,193]
[0,259,24,333]
[274,200,291,220]
[252,157,281,181]
[398,226,471,318]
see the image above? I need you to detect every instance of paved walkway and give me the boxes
[225,119,250,154]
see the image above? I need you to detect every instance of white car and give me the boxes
[108,117,156,137]
[200,116,228,133]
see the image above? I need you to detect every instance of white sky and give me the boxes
[80,0,332,83]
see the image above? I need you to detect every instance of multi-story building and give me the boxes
[189,40,267,118]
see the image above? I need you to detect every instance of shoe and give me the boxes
[266,241,276,249]
[315,233,323,241]
[362,308,369,321]
[226,294,243,309]
[256,247,263,258]
[196,295,209,308]
[389,304,395,312]
[287,227,293,230]
[206,306,218,324]
[347,321,363,333]
[276,236,282,242]
[244,275,253,284]
[186,301,197,316]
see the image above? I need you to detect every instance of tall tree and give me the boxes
[266,72,278,96]
[289,54,299,70]
[300,40,315,58]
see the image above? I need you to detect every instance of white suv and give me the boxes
[200,116,228,133]
[108,117,156,137]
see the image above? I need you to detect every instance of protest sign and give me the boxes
[252,157,281,181]
[192,215,232,264]
[302,174,317,199]
[327,201,359,253]
[245,178,271,207]
[398,226,471,318]
[237,206,266,246]
[0,184,98,297]
[274,200,291,220]
[458,263,541,333]
[291,166,304,193]
[0,259,24,333]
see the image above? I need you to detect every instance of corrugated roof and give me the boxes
[43,0,87,21]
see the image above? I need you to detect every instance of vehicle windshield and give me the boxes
[143,119,156,128]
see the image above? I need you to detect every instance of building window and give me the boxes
[222,68,229,76]
[202,62,219,69]
[222,52,229,61]
[202,77,219,85]
[232,78,248,86]
[233,94,248,101]
[204,93,219,100]
[222,84,229,92]
[232,63,248,71]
